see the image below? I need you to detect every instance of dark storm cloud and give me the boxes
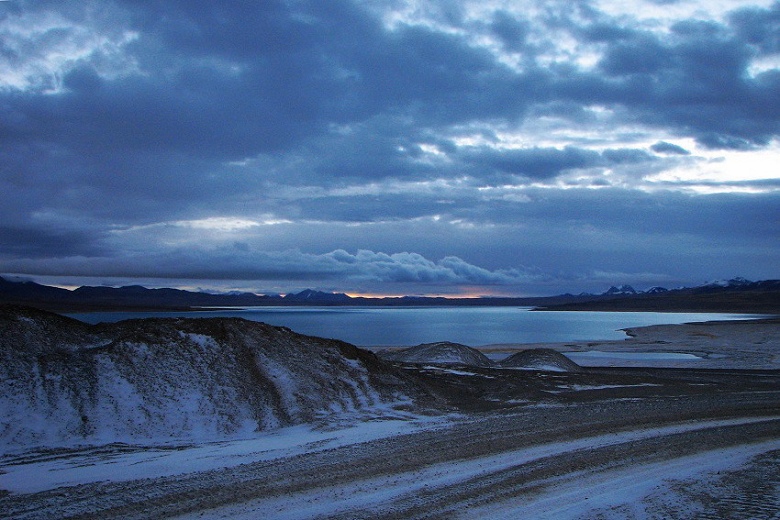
[729,1,780,54]
[3,0,778,187]
[523,2,780,150]
[1,0,778,293]
[5,188,775,294]
[463,146,601,179]
[490,10,531,52]
[585,13,780,149]
[0,225,106,258]
[1,1,365,165]
[124,0,527,132]
[461,145,654,180]
[1,0,523,193]
[650,141,691,155]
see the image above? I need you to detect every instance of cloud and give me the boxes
[0,247,537,290]
[490,10,531,52]
[651,141,691,155]
[342,250,527,285]
[0,225,106,257]
[729,2,780,55]
[463,146,602,179]
[459,145,654,181]
[1,0,778,294]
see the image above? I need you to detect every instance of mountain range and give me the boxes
[545,278,780,313]
[0,276,778,313]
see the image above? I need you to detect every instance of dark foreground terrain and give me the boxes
[1,306,779,519]
[2,367,779,519]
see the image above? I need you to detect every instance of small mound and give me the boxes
[381,342,493,367]
[499,348,582,372]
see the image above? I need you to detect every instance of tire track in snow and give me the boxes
[3,396,779,519]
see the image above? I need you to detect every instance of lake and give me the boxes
[65,307,764,347]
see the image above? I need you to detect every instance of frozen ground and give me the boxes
[2,383,779,519]
[478,317,780,369]
[0,401,780,519]
[1,317,779,519]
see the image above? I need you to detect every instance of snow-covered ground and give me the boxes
[470,439,779,520]
[0,407,452,495]
[564,350,702,366]
[2,409,777,519]
[2,310,779,519]
[167,417,778,520]
[479,318,780,369]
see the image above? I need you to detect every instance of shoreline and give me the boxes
[471,317,780,370]
[13,303,780,369]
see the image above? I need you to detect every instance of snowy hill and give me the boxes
[499,348,582,372]
[380,342,494,367]
[0,306,421,451]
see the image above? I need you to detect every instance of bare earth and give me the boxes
[2,318,779,519]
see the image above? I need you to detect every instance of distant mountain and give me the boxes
[603,285,638,296]
[703,277,753,288]
[0,277,277,310]
[0,276,586,311]
[540,278,780,313]
[1,275,778,313]
[283,289,352,303]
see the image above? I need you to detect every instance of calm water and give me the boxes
[65,307,763,347]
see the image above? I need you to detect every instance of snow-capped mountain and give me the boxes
[702,277,753,288]
[603,285,639,296]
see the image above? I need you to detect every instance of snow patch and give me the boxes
[164,417,779,520]
[0,410,455,494]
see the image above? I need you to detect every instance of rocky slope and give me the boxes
[0,306,422,451]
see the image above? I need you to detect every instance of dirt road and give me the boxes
[3,376,779,519]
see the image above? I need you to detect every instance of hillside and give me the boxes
[499,348,583,372]
[0,306,424,450]
[379,342,494,367]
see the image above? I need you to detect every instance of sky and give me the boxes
[1,0,779,297]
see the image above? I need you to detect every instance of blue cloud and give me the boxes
[729,1,780,54]
[650,141,691,155]
[1,0,778,293]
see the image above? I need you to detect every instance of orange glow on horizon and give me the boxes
[343,290,509,299]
